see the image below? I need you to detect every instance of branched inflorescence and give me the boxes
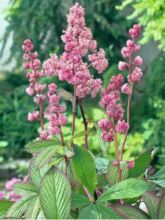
[23,41,67,141]
[23,3,143,157]
[98,24,143,165]
[23,3,108,146]
[43,3,108,99]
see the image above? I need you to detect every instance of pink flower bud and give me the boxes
[121,47,132,58]
[128,67,143,83]
[134,56,143,66]
[33,94,46,104]
[121,83,131,95]
[101,130,113,142]
[48,83,57,94]
[26,86,35,96]
[116,120,129,134]
[88,48,108,73]
[58,114,67,126]
[27,111,39,122]
[98,118,112,130]
[34,82,46,93]
[5,178,21,191]
[22,39,34,52]
[49,126,61,135]
[127,160,135,169]
[129,24,141,39]
[8,191,21,202]
[0,191,5,200]
[112,160,119,166]
[39,130,49,140]
[118,61,127,71]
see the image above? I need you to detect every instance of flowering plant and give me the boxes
[1,3,165,219]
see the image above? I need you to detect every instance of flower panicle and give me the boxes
[98,24,142,142]
[23,40,67,141]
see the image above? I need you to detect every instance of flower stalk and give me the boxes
[78,99,88,149]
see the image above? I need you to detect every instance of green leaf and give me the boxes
[158,193,165,219]
[37,210,46,219]
[0,200,13,218]
[33,147,57,168]
[98,178,149,202]
[143,191,160,219]
[14,182,37,195]
[29,158,49,188]
[96,203,120,219]
[71,192,89,209]
[78,204,120,219]
[0,200,13,211]
[26,139,61,154]
[129,151,151,178]
[25,196,40,219]
[107,161,128,185]
[151,180,165,188]
[39,169,71,219]
[78,205,100,219]
[95,157,108,175]
[0,141,8,148]
[71,146,96,195]
[74,128,96,140]
[111,204,149,219]
[6,197,33,218]
[150,166,165,179]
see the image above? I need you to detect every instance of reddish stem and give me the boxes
[71,88,77,147]
[120,55,134,161]
[111,119,122,181]
[60,127,65,146]
[39,102,44,131]
[78,99,88,149]
[83,186,94,203]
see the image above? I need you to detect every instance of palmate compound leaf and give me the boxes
[98,178,149,202]
[71,145,96,195]
[39,169,71,219]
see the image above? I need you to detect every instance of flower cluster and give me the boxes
[0,177,28,202]
[98,24,142,142]
[98,74,129,142]
[23,40,67,141]
[40,83,67,140]
[23,39,46,124]
[119,24,143,93]
[23,40,46,98]
[43,3,108,99]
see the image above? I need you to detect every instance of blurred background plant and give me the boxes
[0,0,165,181]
